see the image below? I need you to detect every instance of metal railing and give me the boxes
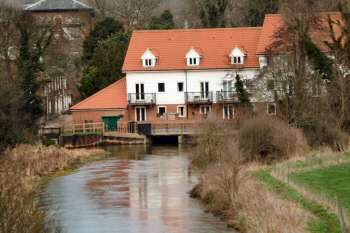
[216,91,238,103]
[185,92,213,104]
[128,93,156,105]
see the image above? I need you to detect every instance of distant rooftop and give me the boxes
[25,0,93,12]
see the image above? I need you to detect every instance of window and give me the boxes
[188,57,199,66]
[200,105,211,115]
[144,59,153,67]
[232,56,243,65]
[267,103,277,115]
[177,82,184,92]
[177,105,186,117]
[223,105,234,120]
[158,106,167,117]
[158,83,165,92]
[142,49,156,68]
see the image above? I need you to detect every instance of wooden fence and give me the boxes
[63,122,105,135]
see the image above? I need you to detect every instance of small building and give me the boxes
[70,78,127,131]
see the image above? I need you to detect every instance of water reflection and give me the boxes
[40,145,235,233]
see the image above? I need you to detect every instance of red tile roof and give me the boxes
[257,12,343,54]
[122,27,263,71]
[70,78,127,111]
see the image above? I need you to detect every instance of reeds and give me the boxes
[0,144,106,233]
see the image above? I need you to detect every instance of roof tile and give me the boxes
[70,78,127,111]
[123,27,263,71]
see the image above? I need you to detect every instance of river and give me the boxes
[40,145,235,233]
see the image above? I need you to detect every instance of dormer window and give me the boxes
[186,48,201,67]
[144,58,153,67]
[230,46,246,65]
[141,48,157,68]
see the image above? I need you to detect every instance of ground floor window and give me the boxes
[135,107,147,122]
[223,105,234,119]
[200,105,212,115]
[157,106,167,117]
[177,105,186,117]
[267,103,277,115]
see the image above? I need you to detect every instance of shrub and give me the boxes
[193,117,239,169]
[238,116,298,162]
[300,119,348,151]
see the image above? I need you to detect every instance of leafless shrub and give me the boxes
[192,116,239,169]
[238,116,299,162]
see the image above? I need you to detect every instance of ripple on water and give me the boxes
[40,145,236,233]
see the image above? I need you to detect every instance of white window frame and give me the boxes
[177,105,186,118]
[200,105,212,115]
[232,56,244,65]
[223,104,234,120]
[135,107,147,122]
[267,103,277,116]
[157,106,167,117]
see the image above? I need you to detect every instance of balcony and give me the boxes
[128,93,156,105]
[216,91,238,103]
[185,92,213,104]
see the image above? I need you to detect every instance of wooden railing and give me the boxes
[63,122,105,135]
[151,122,199,135]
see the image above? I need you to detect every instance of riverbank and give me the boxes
[0,144,109,233]
[192,149,350,233]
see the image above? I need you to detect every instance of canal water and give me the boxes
[40,145,235,233]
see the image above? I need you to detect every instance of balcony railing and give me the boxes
[128,93,156,105]
[216,91,238,103]
[185,92,213,104]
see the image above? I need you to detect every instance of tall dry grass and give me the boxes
[195,165,309,233]
[0,144,106,233]
[192,117,310,232]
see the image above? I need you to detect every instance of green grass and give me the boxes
[290,162,350,216]
[256,170,341,233]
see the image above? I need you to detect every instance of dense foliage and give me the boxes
[149,10,175,29]
[82,18,124,64]
[80,32,130,98]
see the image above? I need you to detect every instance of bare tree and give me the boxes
[88,0,160,29]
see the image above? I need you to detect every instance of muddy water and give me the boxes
[40,145,235,233]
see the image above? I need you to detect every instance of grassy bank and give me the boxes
[0,144,109,233]
[192,117,350,233]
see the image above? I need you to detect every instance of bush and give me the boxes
[300,119,348,151]
[239,116,298,162]
[193,117,239,169]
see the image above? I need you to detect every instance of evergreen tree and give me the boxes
[198,0,229,28]
[80,32,130,98]
[149,10,175,29]
[235,74,251,106]
[82,18,124,63]
[243,0,279,26]
[15,13,52,132]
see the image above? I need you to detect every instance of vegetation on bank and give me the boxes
[191,115,350,233]
[0,144,108,233]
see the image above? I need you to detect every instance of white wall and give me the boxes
[126,69,259,105]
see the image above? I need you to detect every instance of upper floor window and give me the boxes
[230,46,246,65]
[186,48,201,67]
[141,48,157,68]
[158,83,165,92]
